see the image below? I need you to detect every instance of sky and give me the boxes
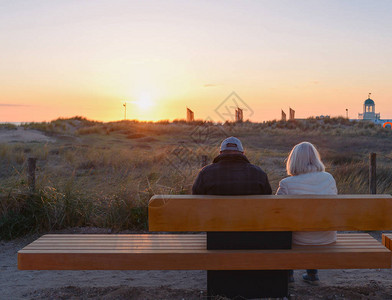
[0,0,391,122]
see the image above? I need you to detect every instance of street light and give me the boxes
[123,102,127,120]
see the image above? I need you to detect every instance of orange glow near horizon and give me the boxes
[1,1,392,123]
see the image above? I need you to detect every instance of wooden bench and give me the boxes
[19,194,392,298]
[18,233,390,270]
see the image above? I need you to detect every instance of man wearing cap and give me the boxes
[192,137,287,299]
[192,136,272,195]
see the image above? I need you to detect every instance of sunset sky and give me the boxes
[1,0,391,122]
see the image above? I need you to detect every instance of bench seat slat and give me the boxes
[38,234,206,238]
[19,248,390,253]
[22,246,386,250]
[27,240,381,245]
[23,242,385,250]
[18,250,390,270]
[31,233,377,239]
[38,233,376,238]
[18,233,391,270]
[22,233,381,250]
[26,241,381,247]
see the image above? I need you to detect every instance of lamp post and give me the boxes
[123,102,127,120]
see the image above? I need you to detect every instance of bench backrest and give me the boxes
[148,194,392,231]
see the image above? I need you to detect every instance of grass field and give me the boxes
[1,117,392,239]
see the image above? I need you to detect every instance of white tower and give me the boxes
[358,93,380,121]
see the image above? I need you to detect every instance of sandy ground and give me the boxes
[1,230,392,300]
[0,128,54,143]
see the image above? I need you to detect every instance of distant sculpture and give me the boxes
[281,110,286,121]
[187,108,194,122]
[235,107,243,122]
[289,108,295,120]
[358,94,380,121]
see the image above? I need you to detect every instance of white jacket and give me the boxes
[276,171,338,245]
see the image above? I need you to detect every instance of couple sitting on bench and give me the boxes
[192,137,337,285]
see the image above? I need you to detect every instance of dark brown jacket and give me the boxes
[192,153,272,195]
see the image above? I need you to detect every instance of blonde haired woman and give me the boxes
[276,142,337,285]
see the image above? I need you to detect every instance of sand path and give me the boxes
[0,128,54,143]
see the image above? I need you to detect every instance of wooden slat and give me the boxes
[382,233,392,268]
[149,194,392,231]
[382,233,392,250]
[18,233,392,270]
[39,234,205,238]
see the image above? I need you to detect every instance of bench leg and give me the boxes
[207,231,292,298]
[208,270,289,298]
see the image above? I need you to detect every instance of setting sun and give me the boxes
[135,93,155,111]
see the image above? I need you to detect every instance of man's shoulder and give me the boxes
[198,163,218,175]
[248,163,267,175]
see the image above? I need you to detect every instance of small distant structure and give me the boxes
[316,115,330,119]
[289,107,295,120]
[281,110,286,121]
[235,107,243,122]
[357,93,392,127]
[186,107,194,122]
[358,93,380,121]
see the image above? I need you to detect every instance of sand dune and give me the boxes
[0,128,53,143]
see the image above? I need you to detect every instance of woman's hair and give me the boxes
[286,142,325,176]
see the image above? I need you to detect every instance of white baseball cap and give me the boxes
[220,136,244,152]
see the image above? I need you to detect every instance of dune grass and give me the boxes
[1,117,392,239]
[0,123,18,130]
